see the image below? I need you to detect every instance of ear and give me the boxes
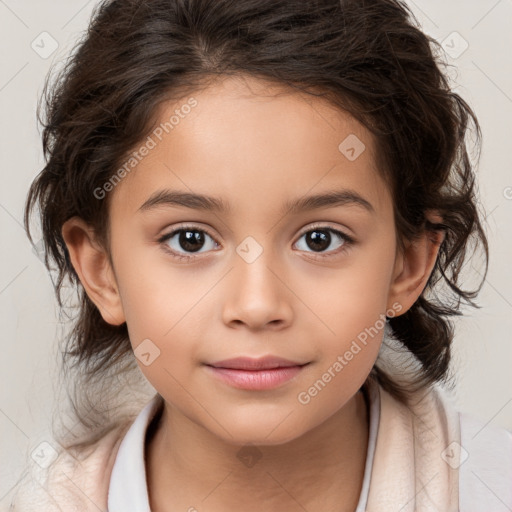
[386,212,445,315]
[61,217,125,326]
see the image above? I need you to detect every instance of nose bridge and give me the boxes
[221,236,293,329]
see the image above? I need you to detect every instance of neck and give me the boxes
[146,389,369,512]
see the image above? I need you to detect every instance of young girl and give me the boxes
[7,0,512,510]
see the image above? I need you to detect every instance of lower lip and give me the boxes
[205,365,306,390]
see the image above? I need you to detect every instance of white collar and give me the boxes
[108,385,380,512]
[108,395,162,512]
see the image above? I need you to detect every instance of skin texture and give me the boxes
[62,75,443,511]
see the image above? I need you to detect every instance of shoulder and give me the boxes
[373,379,512,510]
[409,384,512,509]
[409,384,512,473]
[3,421,132,512]
[458,411,512,511]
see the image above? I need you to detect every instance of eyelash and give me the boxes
[157,223,355,262]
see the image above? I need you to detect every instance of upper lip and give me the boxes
[207,356,307,370]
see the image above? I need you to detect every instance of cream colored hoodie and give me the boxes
[4,379,512,511]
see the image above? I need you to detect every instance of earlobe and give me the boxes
[387,227,445,315]
[61,217,125,326]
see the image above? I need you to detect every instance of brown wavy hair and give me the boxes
[25,0,488,443]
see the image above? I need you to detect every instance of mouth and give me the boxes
[204,356,310,390]
[207,355,308,370]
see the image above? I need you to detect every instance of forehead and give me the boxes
[109,74,392,220]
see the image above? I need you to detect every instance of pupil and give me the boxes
[180,230,204,252]
[307,230,330,252]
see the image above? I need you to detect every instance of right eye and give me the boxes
[158,225,220,261]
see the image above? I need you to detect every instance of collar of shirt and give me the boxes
[107,383,380,512]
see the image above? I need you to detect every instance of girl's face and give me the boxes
[74,75,423,445]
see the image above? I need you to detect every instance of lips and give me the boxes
[207,355,307,371]
[204,356,310,391]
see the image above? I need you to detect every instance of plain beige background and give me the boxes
[1,0,511,502]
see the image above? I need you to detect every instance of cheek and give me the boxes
[298,254,395,344]
[295,246,395,387]
[114,260,211,389]
[113,240,203,339]
[306,281,386,391]
[296,278,389,420]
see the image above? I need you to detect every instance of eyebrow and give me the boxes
[138,188,375,215]
[283,189,375,215]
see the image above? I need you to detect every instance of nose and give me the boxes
[221,249,293,332]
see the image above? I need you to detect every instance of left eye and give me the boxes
[294,228,351,254]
